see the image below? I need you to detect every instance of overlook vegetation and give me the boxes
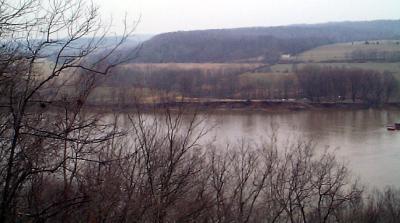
[1,0,400,222]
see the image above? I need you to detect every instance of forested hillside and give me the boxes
[134,20,400,63]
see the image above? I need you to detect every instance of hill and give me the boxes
[133,20,400,63]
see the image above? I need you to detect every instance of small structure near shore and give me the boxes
[396,123,400,130]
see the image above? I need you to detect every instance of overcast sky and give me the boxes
[97,0,400,34]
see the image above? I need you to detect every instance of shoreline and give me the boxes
[83,100,400,113]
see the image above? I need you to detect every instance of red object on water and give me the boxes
[387,126,396,131]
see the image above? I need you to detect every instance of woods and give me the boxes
[296,66,398,104]
[98,64,398,106]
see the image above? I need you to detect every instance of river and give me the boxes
[115,108,400,189]
[193,108,400,189]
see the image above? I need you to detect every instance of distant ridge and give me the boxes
[130,20,400,63]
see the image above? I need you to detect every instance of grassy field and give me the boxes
[271,62,400,78]
[120,63,265,72]
[296,40,400,62]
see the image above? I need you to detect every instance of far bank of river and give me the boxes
[85,99,400,113]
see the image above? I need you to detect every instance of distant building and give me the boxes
[280,54,292,60]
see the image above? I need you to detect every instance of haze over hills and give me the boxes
[42,34,152,63]
[132,20,400,63]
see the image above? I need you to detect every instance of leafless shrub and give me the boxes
[0,0,137,221]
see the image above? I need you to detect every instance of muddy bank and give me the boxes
[85,100,400,112]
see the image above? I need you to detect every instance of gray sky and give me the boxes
[97,0,400,34]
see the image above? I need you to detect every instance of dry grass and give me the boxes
[297,40,400,62]
[271,62,400,79]
[121,63,266,72]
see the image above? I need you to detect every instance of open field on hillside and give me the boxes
[120,63,266,72]
[272,62,400,78]
[296,40,400,62]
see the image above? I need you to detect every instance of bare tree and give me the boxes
[0,0,137,221]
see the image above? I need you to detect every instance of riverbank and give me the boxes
[84,99,400,112]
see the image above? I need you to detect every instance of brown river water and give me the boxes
[115,108,400,189]
[201,109,400,189]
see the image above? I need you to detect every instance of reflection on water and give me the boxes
[201,109,400,189]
